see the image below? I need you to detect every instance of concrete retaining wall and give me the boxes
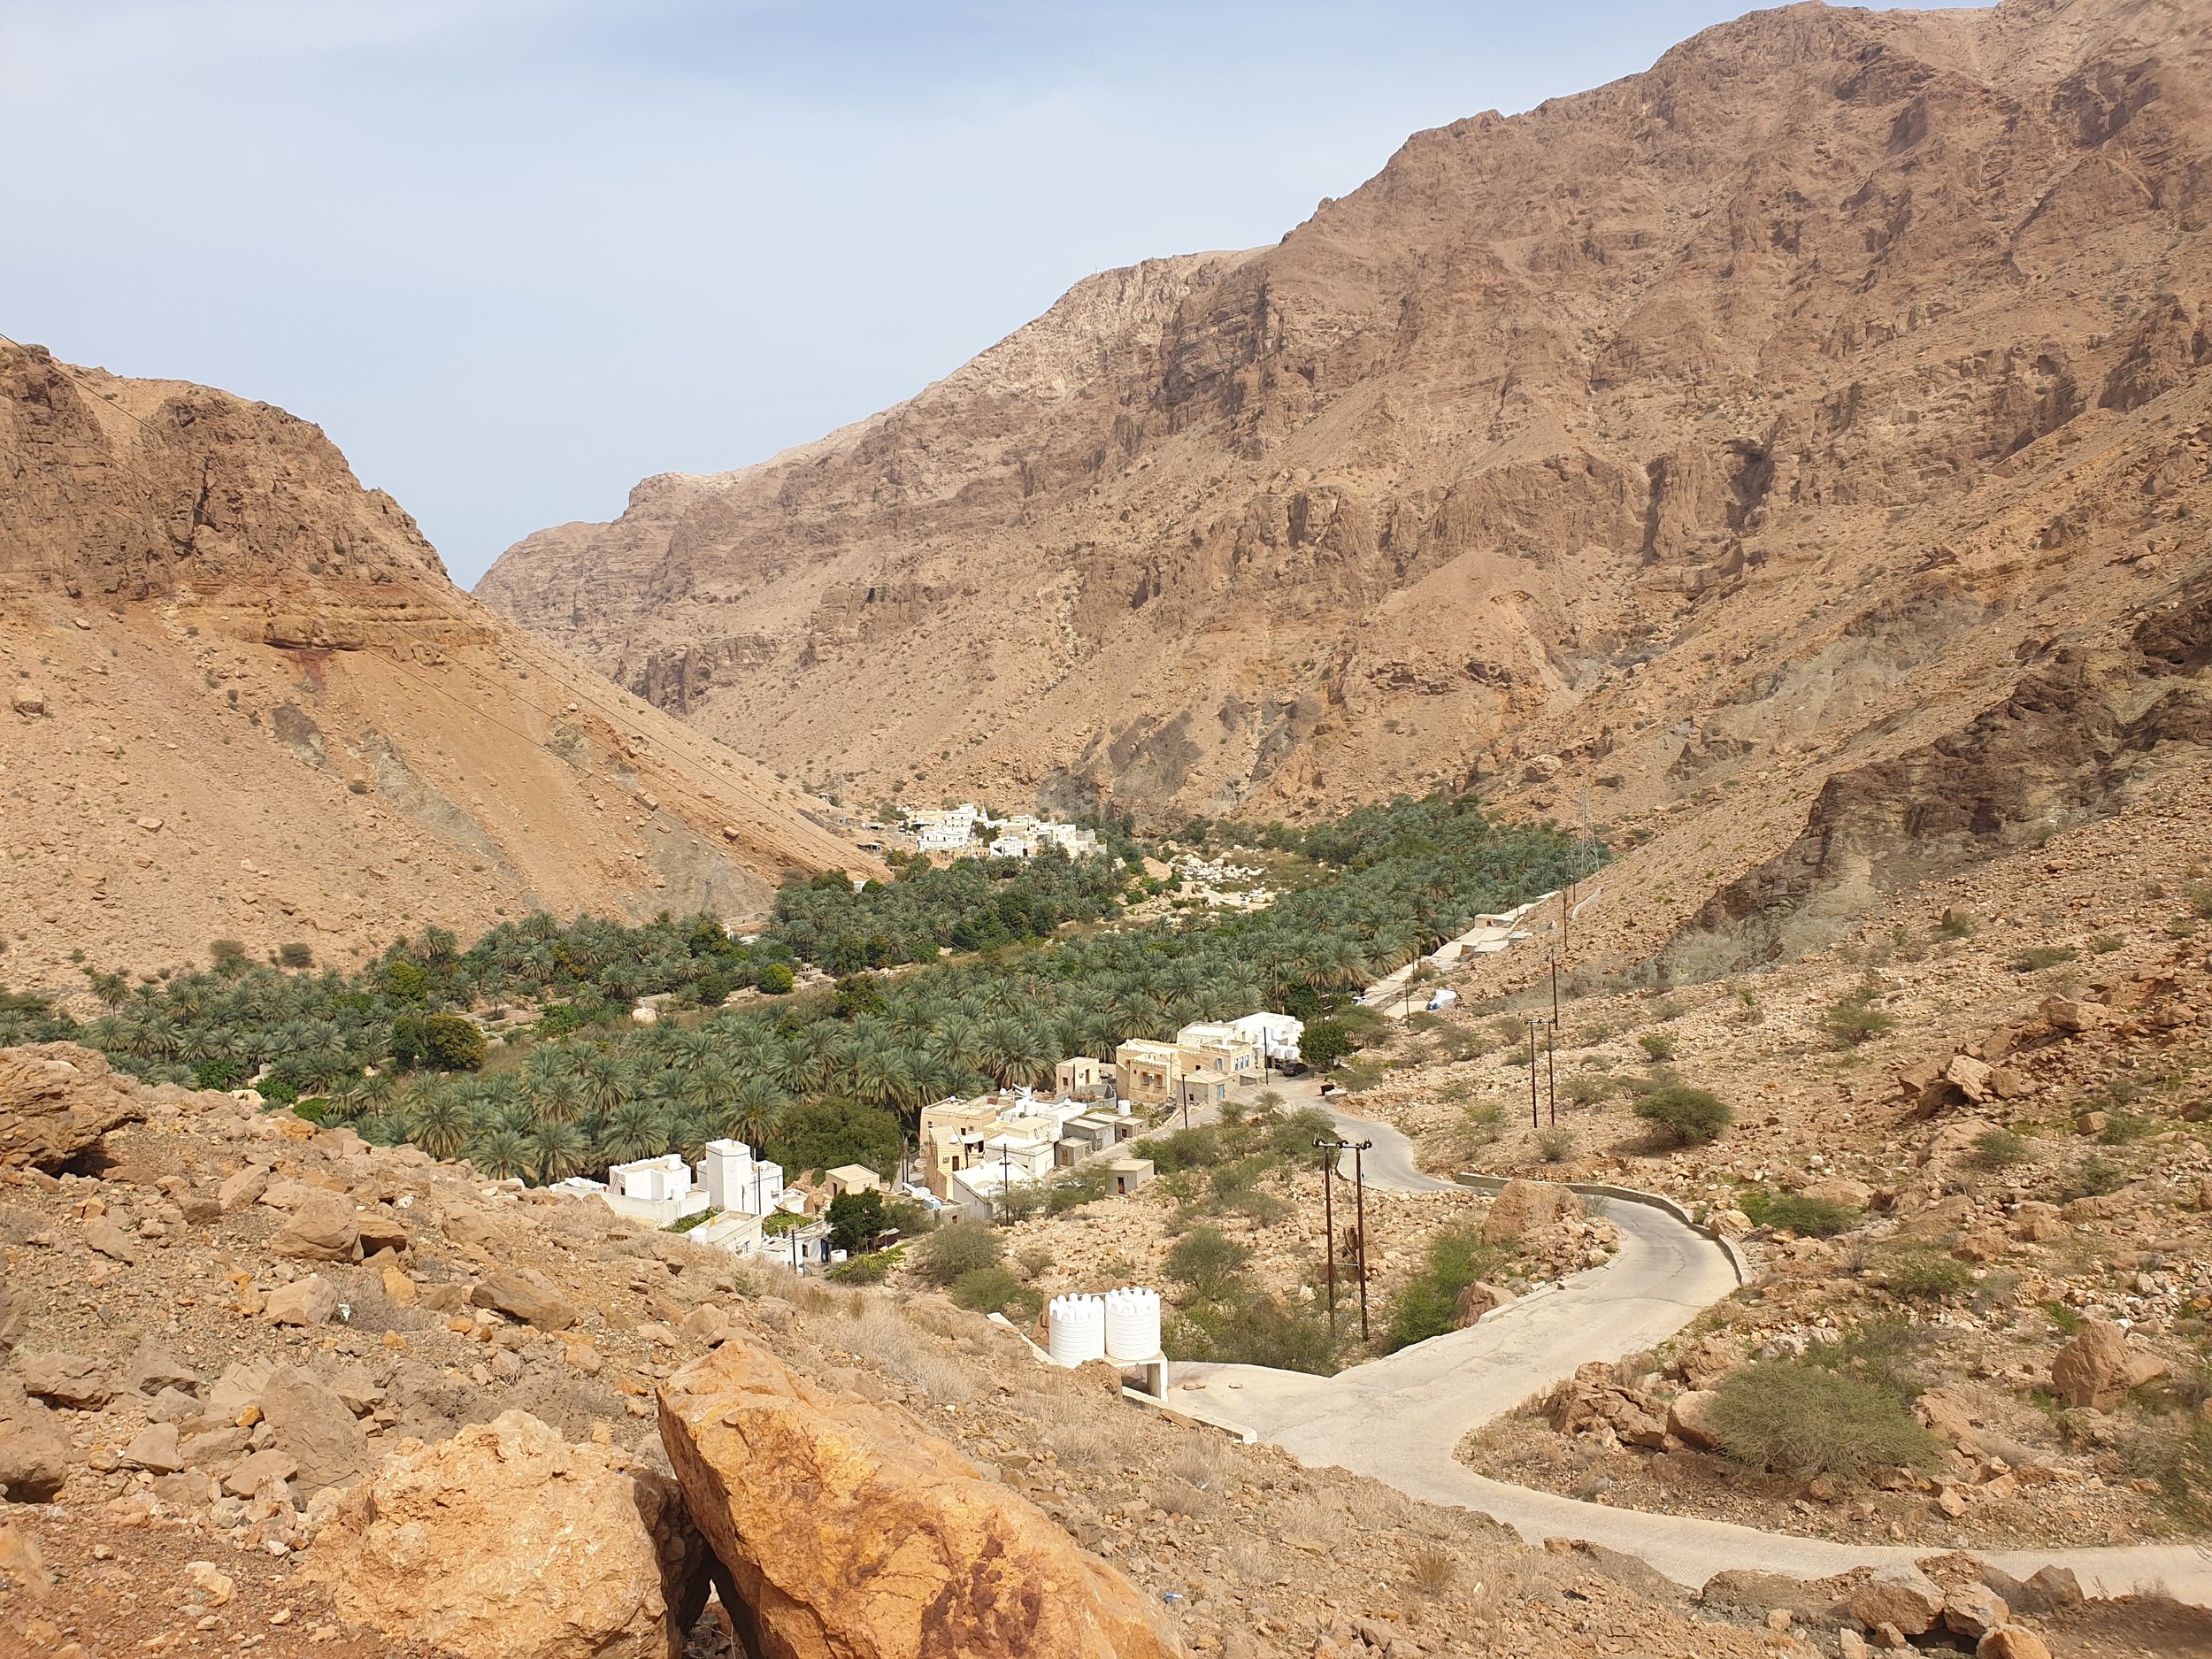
[1453,1171,1747,1286]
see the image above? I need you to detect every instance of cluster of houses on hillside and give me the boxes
[556,1006,1304,1266]
[900,803,1102,861]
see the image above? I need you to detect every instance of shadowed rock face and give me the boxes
[0,1043,144,1171]
[480,0,2212,828]
[657,1337,1182,1659]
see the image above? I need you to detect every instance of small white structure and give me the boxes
[582,1154,711,1226]
[1103,1286,1163,1363]
[1228,1010,1304,1065]
[701,1140,786,1217]
[1046,1294,1108,1366]
[1425,987,1460,1012]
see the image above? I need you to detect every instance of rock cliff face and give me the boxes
[480,0,2212,846]
[1,346,875,993]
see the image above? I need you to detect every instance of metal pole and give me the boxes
[1353,1143,1370,1343]
[1527,1019,1540,1128]
[1319,1143,1337,1339]
[1547,1018,1558,1128]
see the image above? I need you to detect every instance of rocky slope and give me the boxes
[480,0,2212,871]
[1,345,878,1001]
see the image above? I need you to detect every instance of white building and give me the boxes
[556,1154,712,1227]
[1228,1010,1305,1065]
[909,803,983,853]
[701,1139,787,1217]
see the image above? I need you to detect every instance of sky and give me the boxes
[2,1,1974,586]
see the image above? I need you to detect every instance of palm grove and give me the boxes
[10,794,1594,1194]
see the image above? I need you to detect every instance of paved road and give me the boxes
[1165,1180,2212,1605]
[1359,897,1552,1018]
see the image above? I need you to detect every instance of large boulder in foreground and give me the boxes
[1480,1179,1583,1247]
[0,1043,144,1171]
[659,1338,1182,1659]
[303,1410,706,1659]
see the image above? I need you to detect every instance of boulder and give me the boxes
[16,1351,114,1409]
[2010,1202,2064,1242]
[659,1337,1181,1659]
[126,1338,201,1398]
[1481,1179,1582,1248]
[1942,1583,2008,1640]
[354,1210,410,1256]
[471,1268,579,1331]
[2014,1566,2083,1614]
[2041,996,2103,1033]
[1943,1055,1994,1104]
[83,1217,140,1263]
[0,1043,145,1171]
[217,1165,269,1211]
[1667,1390,1724,1452]
[206,1361,274,1424]
[269,1194,361,1263]
[0,1285,22,1362]
[264,1275,341,1326]
[303,1410,707,1659]
[2050,1320,2144,1410]
[1847,1563,1945,1637]
[1914,1391,1983,1455]
[220,1449,299,1499]
[0,1383,72,1502]
[1677,1335,1745,1390]
[1452,1281,1514,1327]
[1978,1629,2053,1659]
[258,1367,371,1494]
[120,1422,184,1474]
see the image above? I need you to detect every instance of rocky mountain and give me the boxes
[1,345,876,998]
[478,0,2212,888]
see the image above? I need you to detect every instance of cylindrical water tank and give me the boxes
[1045,1294,1106,1366]
[1102,1286,1162,1362]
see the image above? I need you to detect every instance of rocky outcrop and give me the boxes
[2049,1319,2169,1409]
[1481,1179,1584,1248]
[658,1337,1182,1659]
[303,1410,707,1659]
[0,1044,144,1171]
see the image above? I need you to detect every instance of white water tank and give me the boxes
[1046,1294,1106,1366]
[1102,1286,1163,1362]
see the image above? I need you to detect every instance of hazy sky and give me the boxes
[3,2,1971,585]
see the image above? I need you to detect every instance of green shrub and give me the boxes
[420,1013,486,1072]
[1877,1248,1971,1299]
[1384,1223,1510,1352]
[193,1057,243,1092]
[276,942,314,970]
[2060,1155,2125,1199]
[1635,1085,1732,1146]
[1707,1361,1939,1482]
[2090,933,2125,955]
[826,1188,887,1252]
[2009,945,2078,972]
[757,962,795,995]
[912,1222,1002,1287]
[1970,1128,2032,1170]
[950,1266,1035,1317]
[1820,977,1896,1048]
[1534,1127,1575,1163]
[1637,1033,1678,1062]
[2099,1112,2158,1146]
[830,1248,900,1285]
[535,1002,587,1038]
[1740,1189,1860,1238]
[1199,1295,1338,1373]
[1164,1225,1251,1301]
[1299,1019,1356,1071]
[1934,910,1975,939]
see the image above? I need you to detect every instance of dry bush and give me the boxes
[1151,1477,1217,1518]
[1225,1539,1283,1586]
[1406,1546,1456,1597]
[1168,1438,1225,1492]
[838,1301,980,1404]
[1279,1489,1348,1547]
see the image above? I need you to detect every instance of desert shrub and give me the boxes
[276,941,313,970]
[2090,933,2125,955]
[1563,1071,1612,1108]
[1045,1164,1110,1214]
[994,1182,1048,1223]
[1970,1128,2032,1170]
[1806,1317,1932,1399]
[883,1196,936,1237]
[949,1266,1036,1318]
[756,962,795,995]
[1877,1248,1971,1299]
[1164,1225,1251,1300]
[1534,1126,1575,1163]
[2009,945,2078,972]
[1934,910,1975,939]
[209,939,250,975]
[534,1002,588,1038]
[420,1012,486,1071]
[2059,1155,2125,1200]
[1635,1085,1732,1146]
[1820,976,1896,1047]
[1740,1189,1860,1238]
[912,1222,1002,1287]
[828,1248,899,1285]
[1406,1547,1456,1597]
[1637,1032,1678,1062]
[1460,1102,1506,1149]
[2099,1112,2158,1146]
[2160,1417,2212,1528]
[1385,1223,1510,1352]
[1707,1361,1939,1482]
[1194,1295,1338,1374]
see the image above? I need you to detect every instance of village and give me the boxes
[551,1009,1306,1274]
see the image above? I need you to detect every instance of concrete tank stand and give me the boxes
[986,1313,1169,1400]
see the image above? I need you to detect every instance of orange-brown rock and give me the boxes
[1480,1179,1582,1248]
[657,1336,1182,1659]
[0,1044,144,1171]
[303,1409,707,1659]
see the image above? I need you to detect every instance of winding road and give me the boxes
[1164,1101,2212,1607]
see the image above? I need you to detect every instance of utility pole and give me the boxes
[1548,949,1563,1126]
[1315,1137,1372,1343]
[1524,1018,1541,1129]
